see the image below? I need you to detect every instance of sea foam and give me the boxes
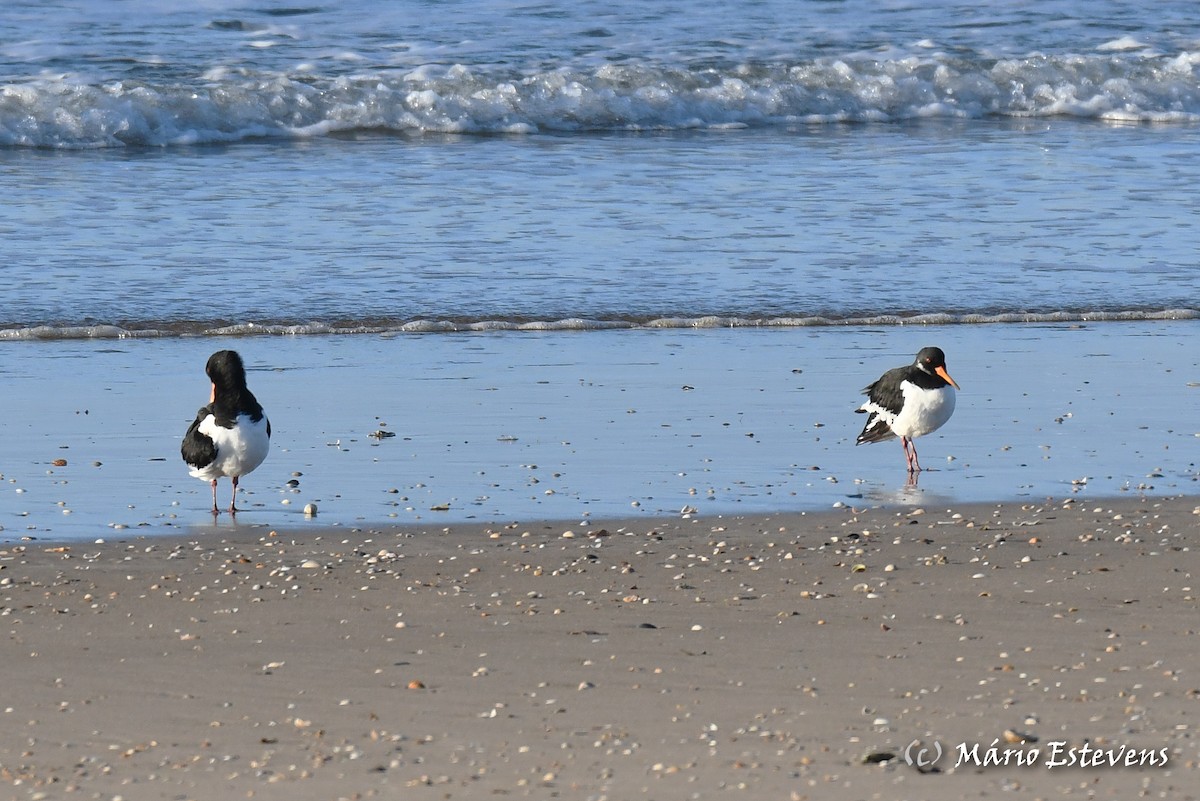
[2,310,1196,340]
[3,51,1198,148]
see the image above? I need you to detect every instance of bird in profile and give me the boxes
[181,350,271,514]
[855,346,959,474]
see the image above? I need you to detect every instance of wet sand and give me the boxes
[3,321,1200,542]
[3,494,1198,800]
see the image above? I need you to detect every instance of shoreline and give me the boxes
[3,321,1199,543]
[4,493,1198,799]
[2,321,1200,544]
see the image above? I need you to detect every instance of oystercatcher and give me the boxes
[181,350,271,514]
[855,346,959,473]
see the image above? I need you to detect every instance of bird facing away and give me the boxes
[855,346,959,473]
[181,350,271,514]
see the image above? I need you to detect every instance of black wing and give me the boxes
[855,365,909,444]
[181,405,217,468]
[860,365,909,412]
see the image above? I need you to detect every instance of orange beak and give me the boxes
[935,366,960,390]
[209,383,216,403]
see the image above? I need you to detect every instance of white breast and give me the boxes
[891,382,955,439]
[189,413,270,481]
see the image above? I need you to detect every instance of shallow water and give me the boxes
[4,2,1200,543]
[2,321,1196,542]
[4,2,1200,334]
[4,123,1200,335]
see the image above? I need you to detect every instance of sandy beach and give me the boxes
[3,494,1197,800]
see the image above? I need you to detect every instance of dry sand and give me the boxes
[2,495,1198,800]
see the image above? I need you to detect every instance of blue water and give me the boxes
[2,322,1197,543]
[2,0,1200,332]
[1,1,1199,539]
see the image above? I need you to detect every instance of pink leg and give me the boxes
[230,475,240,514]
[902,438,922,473]
[210,479,220,515]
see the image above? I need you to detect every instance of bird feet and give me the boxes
[208,479,242,515]
[901,438,923,474]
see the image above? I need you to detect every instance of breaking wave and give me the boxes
[4,51,1200,148]
[3,309,1196,340]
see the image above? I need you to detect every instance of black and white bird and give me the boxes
[855,346,959,473]
[181,350,271,514]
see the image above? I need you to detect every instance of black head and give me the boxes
[202,350,265,422]
[914,346,946,369]
[914,346,960,389]
[206,350,249,392]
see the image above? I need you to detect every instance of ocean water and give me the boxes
[1,1,1199,540]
